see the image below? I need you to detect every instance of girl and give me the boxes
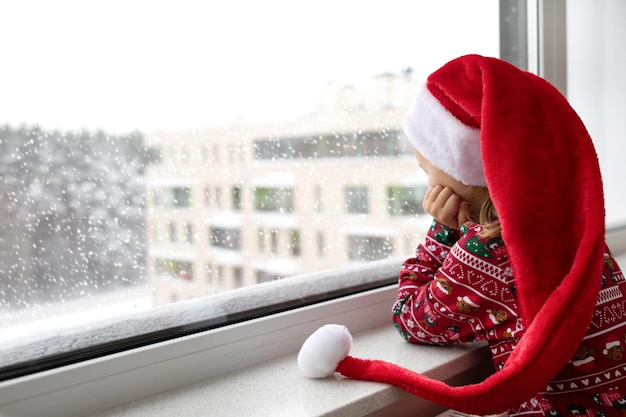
[395,148,625,415]
[298,55,626,416]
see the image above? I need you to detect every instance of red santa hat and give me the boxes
[297,55,606,415]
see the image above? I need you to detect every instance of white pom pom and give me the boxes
[297,324,352,378]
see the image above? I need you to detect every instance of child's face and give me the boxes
[412,148,477,204]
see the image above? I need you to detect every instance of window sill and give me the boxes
[93,326,492,417]
[0,282,493,417]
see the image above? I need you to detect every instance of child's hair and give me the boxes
[466,186,501,239]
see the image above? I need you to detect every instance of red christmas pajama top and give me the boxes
[393,221,626,416]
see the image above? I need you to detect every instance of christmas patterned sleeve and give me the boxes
[392,223,522,347]
[398,221,461,285]
[392,220,461,340]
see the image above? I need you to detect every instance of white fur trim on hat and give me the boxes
[403,83,485,186]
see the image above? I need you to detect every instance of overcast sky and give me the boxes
[1,0,499,134]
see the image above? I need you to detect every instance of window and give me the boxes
[270,229,279,254]
[155,258,194,281]
[290,229,302,257]
[317,231,325,257]
[254,187,294,213]
[209,227,241,250]
[257,228,266,252]
[387,186,428,216]
[347,235,394,261]
[185,223,194,244]
[345,186,369,214]
[233,266,243,288]
[565,1,626,228]
[203,186,211,207]
[253,129,410,160]
[168,222,177,243]
[0,0,511,392]
[154,187,191,208]
[214,187,222,209]
[231,186,242,211]
[4,4,626,417]
[256,269,279,284]
[217,265,224,285]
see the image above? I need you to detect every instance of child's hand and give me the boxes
[423,185,470,230]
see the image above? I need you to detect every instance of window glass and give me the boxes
[345,186,370,214]
[0,0,500,377]
[254,187,294,212]
[210,227,242,250]
[388,186,428,216]
[566,0,626,228]
[348,235,394,261]
[231,186,242,211]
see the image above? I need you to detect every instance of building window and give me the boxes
[185,223,194,244]
[347,235,394,261]
[317,231,325,257]
[233,266,243,288]
[387,186,427,216]
[156,258,194,281]
[214,187,222,209]
[209,227,241,250]
[254,187,294,213]
[270,229,279,254]
[344,186,369,214]
[217,265,224,285]
[290,229,301,257]
[255,269,284,284]
[253,129,411,160]
[257,228,266,253]
[232,186,242,211]
[256,270,271,284]
[155,187,191,208]
[168,221,177,243]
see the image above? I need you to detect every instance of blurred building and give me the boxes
[145,70,431,304]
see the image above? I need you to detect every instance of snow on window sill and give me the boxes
[0,258,403,373]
